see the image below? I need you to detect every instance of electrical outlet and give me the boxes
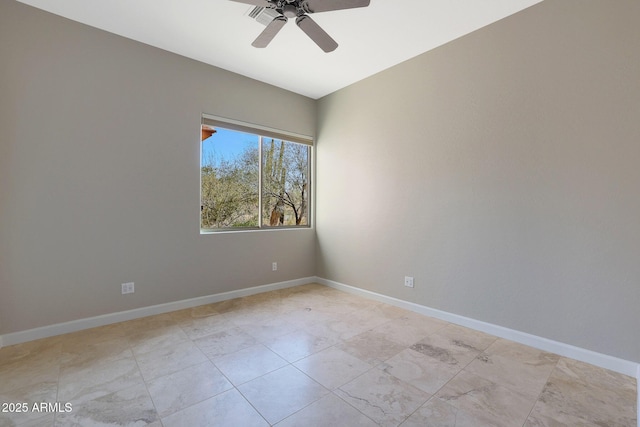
[121,282,135,294]
[272,262,278,271]
[404,276,414,288]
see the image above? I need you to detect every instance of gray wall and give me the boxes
[0,0,316,334]
[316,0,640,362]
[2,0,639,365]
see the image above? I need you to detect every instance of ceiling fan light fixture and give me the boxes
[231,0,370,52]
[250,6,281,26]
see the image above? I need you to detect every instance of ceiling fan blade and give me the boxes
[252,16,288,48]
[229,0,271,6]
[296,15,338,52]
[303,0,370,13]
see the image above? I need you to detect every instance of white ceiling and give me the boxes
[17,0,542,99]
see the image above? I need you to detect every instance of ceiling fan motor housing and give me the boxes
[282,4,299,18]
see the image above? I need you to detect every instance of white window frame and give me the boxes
[200,114,313,233]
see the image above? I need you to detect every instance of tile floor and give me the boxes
[0,283,637,427]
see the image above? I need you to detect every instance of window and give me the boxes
[200,115,312,232]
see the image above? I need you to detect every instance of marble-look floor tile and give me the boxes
[348,305,399,328]
[0,413,55,427]
[275,283,325,296]
[275,393,378,427]
[230,306,284,325]
[239,315,298,342]
[240,290,283,306]
[213,344,288,386]
[0,337,62,364]
[465,339,559,399]
[0,357,61,396]
[55,324,128,353]
[57,356,144,404]
[0,340,62,394]
[284,289,330,306]
[239,292,289,313]
[193,327,257,359]
[336,368,431,427]
[177,302,222,319]
[265,329,339,363]
[382,348,462,394]
[280,307,333,331]
[2,284,637,427]
[134,340,207,382]
[302,315,374,342]
[224,307,278,328]
[146,360,233,417]
[294,346,372,390]
[128,325,191,356]
[161,389,268,427]
[123,314,182,347]
[367,303,413,320]
[435,370,535,427]
[409,324,497,369]
[524,406,598,427]
[400,397,497,427]
[54,383,158,427]
[121,313,178,333]
[0,381,58,425]
[177,312,236,340]
[372,314,448,347]
[297,319,344,342]
[330,293,381,312]
[338,330,406,366]
[347,294,400,312]
[206,298,247,315]
[60,336,132,369]
[302,297,364,317]
[486,339,558,361]
[238,365,329,425]
[13,413,56,427]
[554,356,637,395]
[526,357,637,427]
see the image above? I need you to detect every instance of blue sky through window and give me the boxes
[201,127,258,166]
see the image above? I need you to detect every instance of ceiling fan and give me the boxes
[230,0,371,52]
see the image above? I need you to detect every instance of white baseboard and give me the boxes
[2,275,639,380]
[0,277,315,348]
[316,277,640,379]
[2,276,636,418]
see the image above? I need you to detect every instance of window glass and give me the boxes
[201,123,311,232]
[201,128,259,229]
[262,138,310,227]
